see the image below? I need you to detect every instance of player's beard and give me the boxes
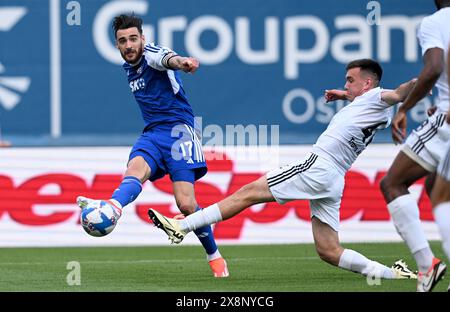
[122,44,143,65]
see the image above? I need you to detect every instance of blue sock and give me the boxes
[193,206,218,255]
[111,176,142,207]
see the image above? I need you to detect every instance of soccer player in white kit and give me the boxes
[148,59,418,281]
[428,47,450,292]
[380,0,450,292]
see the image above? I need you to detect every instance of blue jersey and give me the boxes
[123,43,195,130]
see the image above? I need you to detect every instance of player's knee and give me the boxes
[379,175,396,197]
[238,182,260,202]
[124,169,146,182]
[379,175,389,194]
[125,164,150,183]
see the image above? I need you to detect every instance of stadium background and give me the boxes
[0,0,441,247]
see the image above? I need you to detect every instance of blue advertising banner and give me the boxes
[0,0,437,145]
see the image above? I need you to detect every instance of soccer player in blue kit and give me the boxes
[77,14,229,278]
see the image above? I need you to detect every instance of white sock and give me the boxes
[434,202,450,262]
[206,249,222,262]
[338,249,395,279]
[413,248,434,273]
[180,203,223,232]
[387,194,433,271]
[108,199,123,217]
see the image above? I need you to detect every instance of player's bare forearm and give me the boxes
[167,55,186,70]
[394,78,417,103]
[324,89,349,102]
[398,74,438,113]
[380,79,416,106]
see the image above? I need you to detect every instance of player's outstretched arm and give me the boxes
[324,89,349,102]
[163,52,199,73]
[381,78,419,144]
[381,78,417,106]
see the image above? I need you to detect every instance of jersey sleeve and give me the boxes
[368,87,390,109]
[417,16,445,56]
[144,43,177,71]
[377,88,393,108]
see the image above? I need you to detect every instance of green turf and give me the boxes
[0,242,447,292]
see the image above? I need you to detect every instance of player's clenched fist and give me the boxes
[324,89,348,102]
[180,57,199,73]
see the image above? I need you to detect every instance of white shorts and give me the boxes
[437,142,450,181]
[267,153,345,232]
[403,113,450,172]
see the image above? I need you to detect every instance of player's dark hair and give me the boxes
[112,14,143,38]
[346,59,383,85]
[435,0,450,9]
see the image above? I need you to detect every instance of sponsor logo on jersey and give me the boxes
[129,78,145,92]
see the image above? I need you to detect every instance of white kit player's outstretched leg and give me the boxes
[338,249,417,279]
[149,205,418,279]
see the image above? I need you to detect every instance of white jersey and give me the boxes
[417,7,450,113]
[311,87,392,173]
[437,142,450,181]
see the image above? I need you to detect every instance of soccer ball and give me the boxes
[80,200,120,237]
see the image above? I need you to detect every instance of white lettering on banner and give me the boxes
[91,2,428,127]
[331,16,371,63]
[158,16,187,51]
[236,17,279,64]
[284,16,329,79]
[377,16,423,62]
[93,0,425,79]
[185,16,233,64]
[282,88,315,124]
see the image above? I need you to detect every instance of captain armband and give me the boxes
[162,52,178,70]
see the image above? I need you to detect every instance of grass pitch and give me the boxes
[0,242,447,292]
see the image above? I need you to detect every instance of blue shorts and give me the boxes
[129,124,207,183]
